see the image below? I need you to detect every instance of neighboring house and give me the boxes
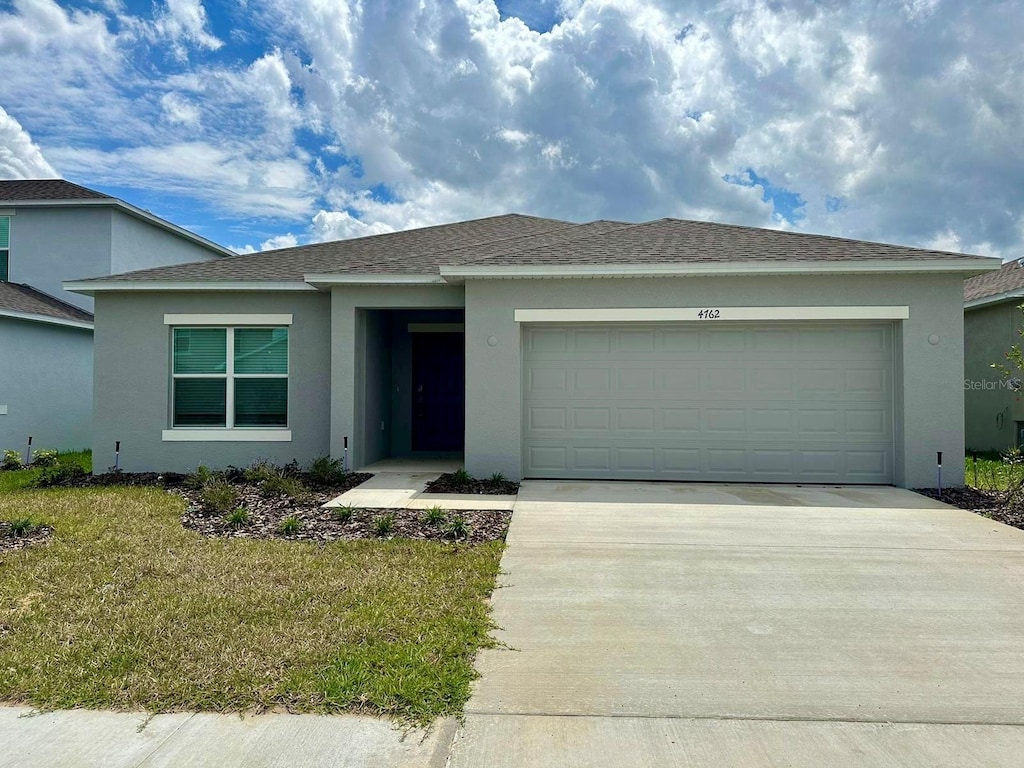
[67,214,997,487]
[0,179,231,453]
[963,260,1024,453]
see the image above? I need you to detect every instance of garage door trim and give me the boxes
[514,306,910,323]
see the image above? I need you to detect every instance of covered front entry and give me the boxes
[521,322,896,484]
[357,309,465,467]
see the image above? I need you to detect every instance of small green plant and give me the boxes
[308,455,348,487]
[6,517,37,536]
[488,471,505,485]
[422,505,447,526]
[200,480,239,515]
[260,473,309,501]
[451,468,472,488]
[225,507,250,528]
[373,513,395,537]
[444,514,470,541]
[333,504,356,523]
[34,463,87,488]
[1,450,23,471]
[185,464,216,490]
[279,515,302,535]
[31,449,59,468]
[243,459,279,484]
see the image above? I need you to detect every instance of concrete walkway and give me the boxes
[324,468,516,511]
[0,707,455,768]
[449,481,1024,767]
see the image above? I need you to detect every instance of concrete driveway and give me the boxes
[449,481,1024,767]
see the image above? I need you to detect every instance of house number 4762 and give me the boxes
[696,309,721,319]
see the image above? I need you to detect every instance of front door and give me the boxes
[412,332,465,451]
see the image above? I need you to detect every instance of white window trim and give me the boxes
[166,325,290,441]
[164,313,293,326]
[162,429,292,442]
[513,306,911,323]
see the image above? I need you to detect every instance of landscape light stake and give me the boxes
[114,441,121,472]
[24,435,32,466]
[343,436,349,472]
[937,451,943,498]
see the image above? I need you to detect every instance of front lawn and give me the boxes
[0,484,503,724]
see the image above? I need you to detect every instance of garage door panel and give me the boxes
[523,323,894,484]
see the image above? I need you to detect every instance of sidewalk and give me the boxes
[0,707,456,768]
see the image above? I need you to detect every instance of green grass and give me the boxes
[0,450,91,494]
[0,484,503,724]
[965,453,1024,492]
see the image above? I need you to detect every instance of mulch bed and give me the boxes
[914,486,1024,530]
[424,472,519,495]
[181,501,511,545]
[0,522,54,556]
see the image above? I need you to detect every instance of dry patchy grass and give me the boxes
[0,486,503,724]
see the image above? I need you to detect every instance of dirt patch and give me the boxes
[914,486,1024,530]
[0,521,53,556]
[424,472,519,496]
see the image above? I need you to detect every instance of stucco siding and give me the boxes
[464,274,966,488]
[93,292,331,473]
[7,207,112,311]
[0,318,93,452]
[965,302,1022,452]
[109,210,221,274]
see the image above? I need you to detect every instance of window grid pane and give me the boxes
[173,379,227,426]
[0,216,9,248]
[174,328,227,374]
[234,378,288,426]
[234,328,288,374]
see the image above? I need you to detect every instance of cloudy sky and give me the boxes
[0,0,1021,257]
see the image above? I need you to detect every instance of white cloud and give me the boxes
[1,0,1023,259]
[0,106,58,179]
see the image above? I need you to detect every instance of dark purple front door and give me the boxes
[411,332,465,451]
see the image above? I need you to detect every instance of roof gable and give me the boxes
[965,259,1023,305]
[0,179,112,201]
[0,282,94,326]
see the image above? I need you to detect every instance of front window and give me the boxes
[171,326,288,428]
[0,216,10,281]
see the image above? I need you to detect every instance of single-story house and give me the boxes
[66,214,998,487]
[964,259,1024,452]
[1,179,230,452]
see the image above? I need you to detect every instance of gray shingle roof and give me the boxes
[964,259,1022,303]
[0,283,94,324]
[74,213,990,286]
[0,179,112,201]
[467,218,988,267]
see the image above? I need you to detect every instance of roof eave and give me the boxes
[440,257,1002,283]
[304,273,447,287]
[63,280,317,296]
[0,309,94,330]
[965,290,1024,310]
[4,198,234,258]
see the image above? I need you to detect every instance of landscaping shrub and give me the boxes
[279,515,302,535]
[199,480,239,515]
[308,455,348,488]
[34,463,87,488]
[451,469,472,489]
[374,513,395,537]
[30,449,59,468]
[185,465,217,490]
[422,505,447,526]
[1,450,22,471]
[488,472,505,485]
[6,517,37,537]
[242,459,279,484]
[444,514,470,541]
[333,504,356,523]
[225,507,250,529]
[260,473,309,501]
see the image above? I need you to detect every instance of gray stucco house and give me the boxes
[964,260,1024,453]
[0,179,230,453]
[67,214,997,487]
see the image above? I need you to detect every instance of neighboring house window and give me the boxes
[0,216,9,281]
[171,327,289,428]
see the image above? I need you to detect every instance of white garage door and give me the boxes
[522,323,895,484]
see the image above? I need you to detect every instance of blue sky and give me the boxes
[1,0,1022,257]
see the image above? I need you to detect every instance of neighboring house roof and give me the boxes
[964,259,1024,309]
[65,213,1000,293]
[0,179,113,201]
[0,178,233,258]
[0,282,94,329]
